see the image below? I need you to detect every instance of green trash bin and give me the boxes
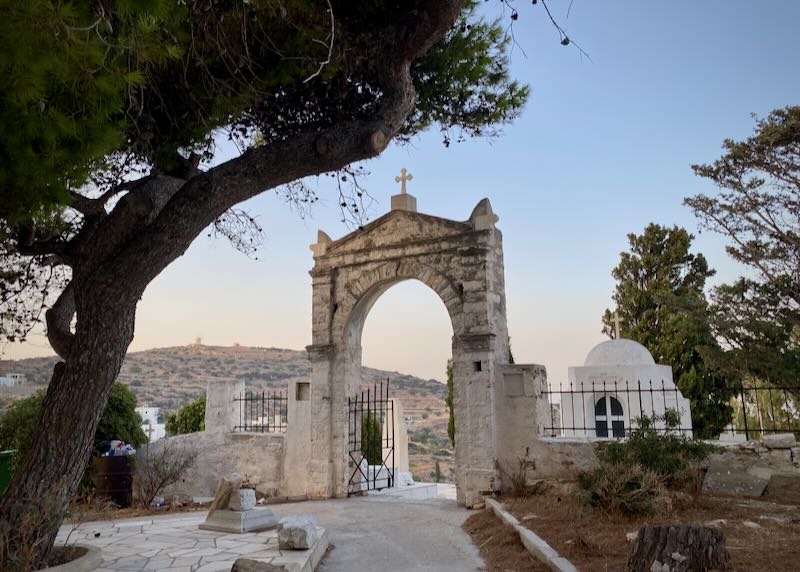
[0,450,15,495]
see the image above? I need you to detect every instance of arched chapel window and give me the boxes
[594,396,625,438]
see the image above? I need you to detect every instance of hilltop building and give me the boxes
[0,373,26,387]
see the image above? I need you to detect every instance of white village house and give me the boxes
[136,405,166,443]
[0,373,26,387]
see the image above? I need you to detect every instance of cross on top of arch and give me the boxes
[394,168,413,194]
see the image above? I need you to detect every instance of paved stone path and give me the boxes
[282,494,483,572]
[56,489,483,572]
[56,513,322,571]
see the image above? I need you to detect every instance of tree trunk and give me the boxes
[626,524,732,572]
[0,289,136,569]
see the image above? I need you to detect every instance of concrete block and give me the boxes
[277,516,318,550]
[199,507,278,533]
[763,433,797,449]
[231,559,287,571]
[702,460,770,498]
[764,473,800,505]
[229,488,256,511]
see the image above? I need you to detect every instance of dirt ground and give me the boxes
[463,509,548,572]
[503,490,800,572]
[65,501,207,523]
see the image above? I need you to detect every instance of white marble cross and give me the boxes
[394,168,413,194]
[612,312,624,339]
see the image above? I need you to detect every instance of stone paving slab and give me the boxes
[56,512,326,571]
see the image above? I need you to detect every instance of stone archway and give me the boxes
[286,192,513,507]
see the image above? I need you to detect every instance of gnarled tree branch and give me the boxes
[45,285,75,359]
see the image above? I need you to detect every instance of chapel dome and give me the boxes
[584,339,656,367]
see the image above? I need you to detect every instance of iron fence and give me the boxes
[543,380,800,440]
[233,389,288,433]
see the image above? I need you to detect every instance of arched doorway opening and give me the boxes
[360,279,455,486]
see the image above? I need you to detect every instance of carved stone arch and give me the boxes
[333,260,465,345]
[288,199,511,507]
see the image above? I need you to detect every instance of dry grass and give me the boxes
[463,509,548,571]
[505,490,800,572]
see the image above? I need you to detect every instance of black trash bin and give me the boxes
[92,455,133,508]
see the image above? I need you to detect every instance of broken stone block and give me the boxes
[702,460,770,497]
[763,433,796,449]
[208,474,242,516]
[231,558,287,571]
[764,472,800,505]
[277,516,318,550]
[229,488,257,511]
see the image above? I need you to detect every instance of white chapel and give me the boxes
[560,334,693,439]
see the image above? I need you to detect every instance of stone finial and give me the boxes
[310,230,332,257]
[468,198,499,230]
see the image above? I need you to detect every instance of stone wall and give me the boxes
[142,430,286,498]
[702,435,800,504]
[523,434,800,505]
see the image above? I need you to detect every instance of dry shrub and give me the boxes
[577,463,665,515]
[496,457,537,498]
[133,440,197,507]
[0,495,66,571]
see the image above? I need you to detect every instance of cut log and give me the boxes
[625,524,732,572]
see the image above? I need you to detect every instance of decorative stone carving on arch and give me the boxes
[285,197,517,507]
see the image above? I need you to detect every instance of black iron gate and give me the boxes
[347,379,395,495]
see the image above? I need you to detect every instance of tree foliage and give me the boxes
[0,383,146,469]
[686,106,800,392]
[0,0,527,225]
[602,224,734,437]
[361,413,382,466]
[445,359,455,447]
[165,396,206,436]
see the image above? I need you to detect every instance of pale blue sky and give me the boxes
[8,1,800,383]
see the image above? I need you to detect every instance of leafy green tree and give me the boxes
[602,224,734,437]
[0,394,42,470]
[95,384,147,449]
[361,413,382,466]
[686,106,800,392]
[445,360,455,447]
[0,384,145,471]
[0,0,535,563]
[165,396,206,435]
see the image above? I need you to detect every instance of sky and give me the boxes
[5,1,800,384]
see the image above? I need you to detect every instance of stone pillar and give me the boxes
[382,398,409,474]
[284,380,313,496]
[305,344,336,498]
[205,379,245,433]
[453,333,500,508]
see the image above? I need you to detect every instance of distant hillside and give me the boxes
[0,344,454,481]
